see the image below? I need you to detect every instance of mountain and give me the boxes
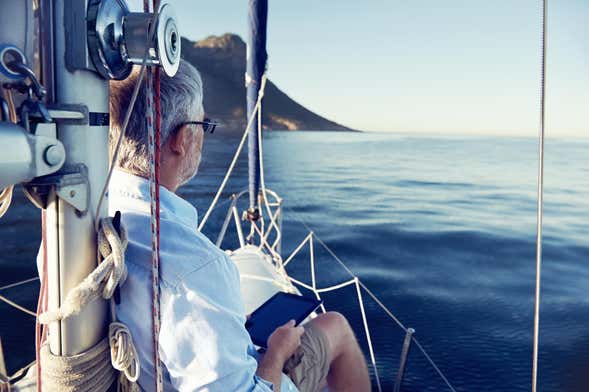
[181,34,357,134]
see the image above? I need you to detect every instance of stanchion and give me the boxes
[394,327,415,392]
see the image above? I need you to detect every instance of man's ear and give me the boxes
[167,125,190,157]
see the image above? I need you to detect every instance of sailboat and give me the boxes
[0,0,550,391]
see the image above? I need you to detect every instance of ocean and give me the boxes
[1,131,588,391]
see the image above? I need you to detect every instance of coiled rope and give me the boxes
[38,219,128,323]
[35,218,140,391]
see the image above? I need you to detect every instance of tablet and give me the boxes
[245,292,323,348]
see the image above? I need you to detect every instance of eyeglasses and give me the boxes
[175,118,219,134]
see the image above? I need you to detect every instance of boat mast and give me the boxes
[0,0,180,364]
[43,0,110,356]
[246,0,268,220]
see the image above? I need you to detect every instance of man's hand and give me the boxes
[267,320,304,362]
[256,320,304,392]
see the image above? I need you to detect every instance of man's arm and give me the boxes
[256,320,304,392]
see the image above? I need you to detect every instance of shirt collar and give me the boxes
[108,169,198,229]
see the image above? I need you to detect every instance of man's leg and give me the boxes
[310,312,370,392]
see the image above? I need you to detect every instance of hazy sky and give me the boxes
[132,0,587,137]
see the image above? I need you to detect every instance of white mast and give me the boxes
[0,0,181,383]
[45,0,111,356]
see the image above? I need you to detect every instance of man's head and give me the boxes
[110,60,204,191]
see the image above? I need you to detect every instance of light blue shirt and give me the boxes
[108,170,298,392]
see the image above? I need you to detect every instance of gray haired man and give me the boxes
[108,59,370,391]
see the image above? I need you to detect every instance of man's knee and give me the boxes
[311,312,355,357]
[316,311,351,334]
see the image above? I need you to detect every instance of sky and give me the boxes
[131,0,588,137]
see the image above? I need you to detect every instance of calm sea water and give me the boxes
[1,131,588,391]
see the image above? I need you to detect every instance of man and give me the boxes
[109,60,370,392]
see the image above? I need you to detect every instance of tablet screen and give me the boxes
[245,292,322,348]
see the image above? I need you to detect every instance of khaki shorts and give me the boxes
[283,322,331,392]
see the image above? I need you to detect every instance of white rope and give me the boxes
[256,93,282,253]
[239,274,293,292]
[355,278,382,392]
[314,278,356,293]
[39,338,115,392]
[39,218,127,323]
[0,186,14,219]
[0,277,39,292]
[283,233,312,267]
[0,294,36,317]
[532,1,547,391]
[109,322,140,383]
[250,220,281,261]
[307,235,327,313]
[4,360,35,383]
[198,75,268,231]
[37,218,140,387]
[282,208,461,391]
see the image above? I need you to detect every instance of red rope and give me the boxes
[152,64,163,392]
[145,1,163,389]
[154,67,161,250]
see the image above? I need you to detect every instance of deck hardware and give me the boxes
[53,167,90,213]
[394,327,415,392]
[0,122,65,189]
[87,0,181,80]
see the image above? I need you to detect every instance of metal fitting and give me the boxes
[88,0,181,80]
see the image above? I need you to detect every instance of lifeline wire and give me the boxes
[532,0,547,391]
[281,205,458,391]
[0,277,39,292]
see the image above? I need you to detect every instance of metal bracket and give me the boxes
[46,104,88,125]
[55,170,89,213]
[0,122,66,189]
[26,164,90,213]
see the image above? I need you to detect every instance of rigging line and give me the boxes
[285,227,456,391]
[255,87,281,247]
[282,205,409,332]
[0,277,39,292]
[7,360,36,383]
[355,278,382,392]
[0,294,37,317]
[412,337,457,392]
[198,75,268,231]
[94,8,162,231]
[532,0,547,391]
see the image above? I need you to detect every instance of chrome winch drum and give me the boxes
[88,0,181,80]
